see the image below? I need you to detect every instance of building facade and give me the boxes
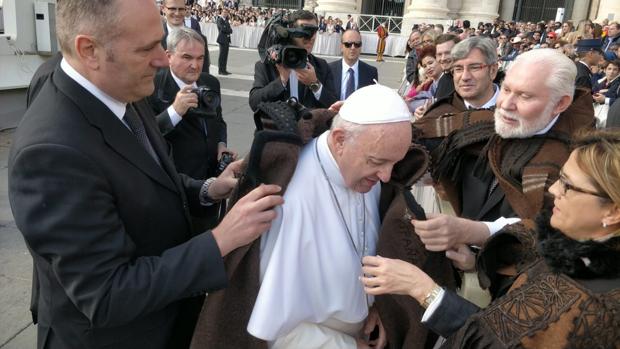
[304,0,618,34]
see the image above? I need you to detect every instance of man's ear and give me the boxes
[551,94,573,116]
[74,34,101,70]
[329,128,347,155]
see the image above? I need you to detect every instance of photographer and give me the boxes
[148,27,236,231]
[249,10,338,111]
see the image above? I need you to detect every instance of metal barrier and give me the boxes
[251,0,302,9]
[358,14,403,34]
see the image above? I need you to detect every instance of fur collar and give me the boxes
[536,211,620,279]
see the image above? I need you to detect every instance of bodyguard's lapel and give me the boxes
[334,61,343,96]
[53,66,178,193]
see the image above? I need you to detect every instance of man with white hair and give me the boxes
[411,48,593,279]
[368,48,594,348]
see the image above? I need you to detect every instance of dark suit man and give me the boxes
[217,9,233,75]
[26,52,63,107]
[148,27,233,231]
[329,29,378,100]
[574,39,604,90]
[161,0,210,73]
[8,1,282,348]
[248,10,338,111]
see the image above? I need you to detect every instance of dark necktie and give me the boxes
[123,105,161,167]
[344,68,355,99]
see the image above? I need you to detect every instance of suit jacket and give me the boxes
[9,66,227,349]
[216,16,232,45]
[607,97,620,128]
[328,59,378,100]
[575,61,593,90]
[248,54,338,111]
[434,72,455,100]
[147,68,226,181]
[162,20,210,73]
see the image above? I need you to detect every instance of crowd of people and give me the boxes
[402,18,620,126]
[9,0,620,348]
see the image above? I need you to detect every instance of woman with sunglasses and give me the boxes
[361,129,620,348]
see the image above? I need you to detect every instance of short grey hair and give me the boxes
[510,48,576,101]
[451,36,498,65]
[167,27,206,53]
[330,114,367,143]
[56,0,122,55]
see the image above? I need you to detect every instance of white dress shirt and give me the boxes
[339,60,359,101]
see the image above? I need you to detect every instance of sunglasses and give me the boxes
[343,41,362,48]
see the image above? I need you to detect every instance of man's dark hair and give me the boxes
[463,20,470,29]
[435,33,460,46]
[290,9,316,25]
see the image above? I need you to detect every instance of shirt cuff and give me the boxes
[421,288,446,322]
[482,217,522,235]
[312,85,323,100]
[606,97,610,105]
[167,105,183,127]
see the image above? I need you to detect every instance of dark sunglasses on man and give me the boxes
[343,41,362,48]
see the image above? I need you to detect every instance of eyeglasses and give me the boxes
[165,6,186,13]
[557,171,609,199]
[451,63,493,75]
[343,41,362,48]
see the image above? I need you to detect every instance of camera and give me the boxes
[257,11,317,69]
[190,86,221,117]
[216,151,234,175]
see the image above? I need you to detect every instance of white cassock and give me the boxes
[247,131,381,348]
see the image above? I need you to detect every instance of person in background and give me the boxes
[376,22,388,62]
[329,29,378,101]
[216,8,233,75]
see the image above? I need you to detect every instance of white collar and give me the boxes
[60,58,126,120]
[166,22,183,34]
[341,59,359,73]
[535,114,560,135]
[464,84,499,109]
[317,131,348,189]
[578,60,591,69]
[170,69,198,90]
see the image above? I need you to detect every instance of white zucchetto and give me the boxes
[339,84,411,124]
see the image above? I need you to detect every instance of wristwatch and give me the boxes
[309,80,322,93]
[421,285,443,309]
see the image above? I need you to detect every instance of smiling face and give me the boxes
[548,152,613,241]
[421,55,440,80]
[163,0,186,27]
[436,40,456,71]
[331,122,411,193]
[452,48,498,107]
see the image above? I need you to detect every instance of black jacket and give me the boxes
[248,54,338,111]
[9,66,227,349]
[575,61,593,90]
[147,68,227,181]
[216,16,232,45]
[328,58,378,100]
